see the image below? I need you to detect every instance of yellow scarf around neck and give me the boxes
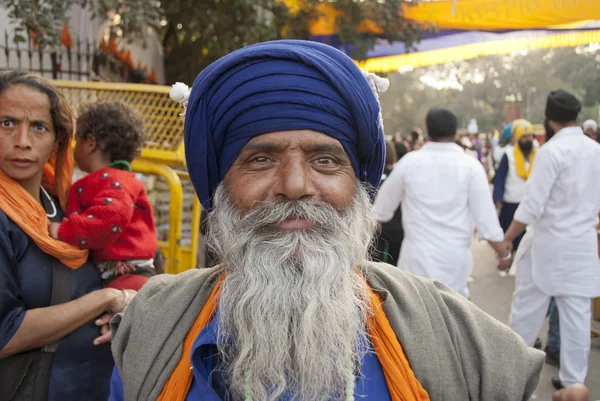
[157,274,430,401]
[511,119,536,180]
[513,145,536,180]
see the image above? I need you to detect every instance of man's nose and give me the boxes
[273,158,317,201]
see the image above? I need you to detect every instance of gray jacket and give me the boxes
[111,262,544,401]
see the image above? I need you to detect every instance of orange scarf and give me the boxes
[366,285,430,401]
[158,275,429,401]
[158,277,223,400]
[42,147,74,211]
[0,147,88,269]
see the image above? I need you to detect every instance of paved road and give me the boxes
[470,239,600,400]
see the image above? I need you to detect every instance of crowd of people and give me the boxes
[0,39,597,401]
[373,93,600,397]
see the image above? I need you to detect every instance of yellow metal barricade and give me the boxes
[52,80,200,274]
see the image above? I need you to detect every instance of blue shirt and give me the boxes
[109,311,392,401]
[0,204,114,401]
[492,153,509,202]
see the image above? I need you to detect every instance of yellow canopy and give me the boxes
[283,0,600,36]
[403,0,600,31]
[281,0,600,72]
[357,29,600,73]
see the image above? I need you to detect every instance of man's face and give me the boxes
[518,133,534,153]
[211,133,375,401]
[223,130,357,222]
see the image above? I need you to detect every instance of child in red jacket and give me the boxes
[49,102,158,291]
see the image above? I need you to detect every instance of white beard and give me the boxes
[206,182,377,401]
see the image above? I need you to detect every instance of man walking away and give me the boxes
[373,108,511,298]
[506,90,600,391]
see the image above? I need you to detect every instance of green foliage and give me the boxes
[94,0,161,44]
[379,46,600,136]
[1,0,74,47]
[160,0,290,84]
[2,0,425,84]
[330,0,425,60]
[0,0,160,47]
[161,0,426,83]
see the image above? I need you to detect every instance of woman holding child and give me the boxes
[0,71,133,401]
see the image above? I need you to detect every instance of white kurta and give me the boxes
[509,126,600,386]
[373,142,504,297]
[512,126,600,298]
[502,145,529,204]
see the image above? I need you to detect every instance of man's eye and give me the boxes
[316,157,335,164]
[34,124,47,131]
[1,120,14,127]
[251,156,270,163]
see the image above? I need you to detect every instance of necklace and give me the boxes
[40,186,57,218]
[244,363,356,401]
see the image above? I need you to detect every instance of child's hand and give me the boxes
[48,222,61,239]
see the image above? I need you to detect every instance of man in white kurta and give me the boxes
[373,108,510,298]
[493,119,536,252]
[506,90,600,389]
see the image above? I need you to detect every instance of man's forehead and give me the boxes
[243,130,348,155]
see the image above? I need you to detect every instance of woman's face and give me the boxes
[0,84,56,193]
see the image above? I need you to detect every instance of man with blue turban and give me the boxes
[492,122,513,169]
[108,40,542,401]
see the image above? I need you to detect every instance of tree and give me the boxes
[160,0,427,83]
[0,0,160,46]
[159,0,290,84]
[1,0,426,84]
[379,45,600,136]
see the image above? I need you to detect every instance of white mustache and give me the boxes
[240,199,341,228]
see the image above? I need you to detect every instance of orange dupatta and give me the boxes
[365,285,430,401]
[0,145,88,269]
[41,146,74,211]
[157,276,223,401]
[157,275,429,401]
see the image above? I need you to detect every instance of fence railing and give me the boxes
[52,80,185,164]
[0,30,146,83]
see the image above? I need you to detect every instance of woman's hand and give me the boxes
[1,288,137,357]
[105,288,137,314]
[93,313,114,345]
[93,289,137,345]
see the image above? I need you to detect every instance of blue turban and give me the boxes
[184,40,385,211]
[502,122,514,141]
